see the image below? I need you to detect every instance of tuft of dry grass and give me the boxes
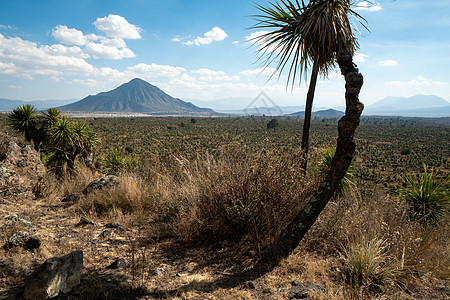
[77,172,151,224]
[342,236,409,288]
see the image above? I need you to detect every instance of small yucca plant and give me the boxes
[319,147,355,197]
[102,148,139,175]
[343,236,407,288]
[400,166,449,223]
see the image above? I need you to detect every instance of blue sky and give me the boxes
[0,0,449,110]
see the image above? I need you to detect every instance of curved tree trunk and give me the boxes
[301,61,319,171]
[262,47,364,261]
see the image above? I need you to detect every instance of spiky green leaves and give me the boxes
[252,0,366,86]
[400,166,449,223]
[50,116,74,148]
[7,104,38,142]
[319,147,355,197]
[7,105,97,176]
[101,148,138,175]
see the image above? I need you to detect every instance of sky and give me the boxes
[0,0,449,110]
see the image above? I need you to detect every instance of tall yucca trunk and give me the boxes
[301,61,319,171]
[262,47,364,261]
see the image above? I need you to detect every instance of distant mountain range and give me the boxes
[0,98,77,111]
[59,78,216,115]
[364,94,450,117]
[1,86,449,118]
[289,109,345,117]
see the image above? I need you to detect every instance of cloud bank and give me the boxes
[182,27,228,46]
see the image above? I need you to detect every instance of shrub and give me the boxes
[158,146,316,247]
[267,118,280,129]
[399,166,449,223]
[400,148,411,155]
[318,147,355,197]
[101,148,139,175]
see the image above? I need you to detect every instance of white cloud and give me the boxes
[162,76,307,104]
[354,53,369,63]
[240,67,278,77]
[43,44,90,59]
[354,1,383,12]
[84,42,136,59]
[385,76,446,87]
[50,76,61,82]
[246,30,269,42]
[0,61,17,75]
[93,14,141,39]
[8,85,22,89]
[49,16,139,60]
[184,27,228,46]
[191,68,226,76]
[171,36,181,42]
[0,24,18,30]
[199,75,240,82]
[246,30,281,54]
[126,63,186,78]
[71,78,102,87]
[99,37,127,48]
[52,25,95,45]
[233,41,239,44]
[0,32,192,84]
[0,33,95,79]
[378,60,398,67]
[191,68,239,82]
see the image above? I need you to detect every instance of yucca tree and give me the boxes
[42,107,61,128]
[253,0,364,170]
[8,105,97,176]
[253,0,366,261]
[8,104,46,151]
[47,116,97,175]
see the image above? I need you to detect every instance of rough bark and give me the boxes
[301,61,319,171]
[262,47,364,261]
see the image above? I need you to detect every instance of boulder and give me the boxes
[75,216,96,227]
[3,231,41,251]
[106,258,127,269]
[23,251,83,300]
[83,175,120,195]
[288,282,327,299]
[60,193,80,203]
[0,140,45,199]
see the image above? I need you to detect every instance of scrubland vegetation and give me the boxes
[1,114,448,299]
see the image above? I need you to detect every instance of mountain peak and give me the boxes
[126,78,148,85]
[59,79,215,115]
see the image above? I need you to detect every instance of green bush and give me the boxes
[101,148,139,175]
[318,147,355,197]
[400,166,449,223]
[267,118,280,129]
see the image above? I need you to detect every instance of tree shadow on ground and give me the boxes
[146,259,274,299]
[2,267,150,300]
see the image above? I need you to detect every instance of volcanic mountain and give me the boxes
[59,78,216,115]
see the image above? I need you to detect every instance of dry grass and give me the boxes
[77,146,318,251]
